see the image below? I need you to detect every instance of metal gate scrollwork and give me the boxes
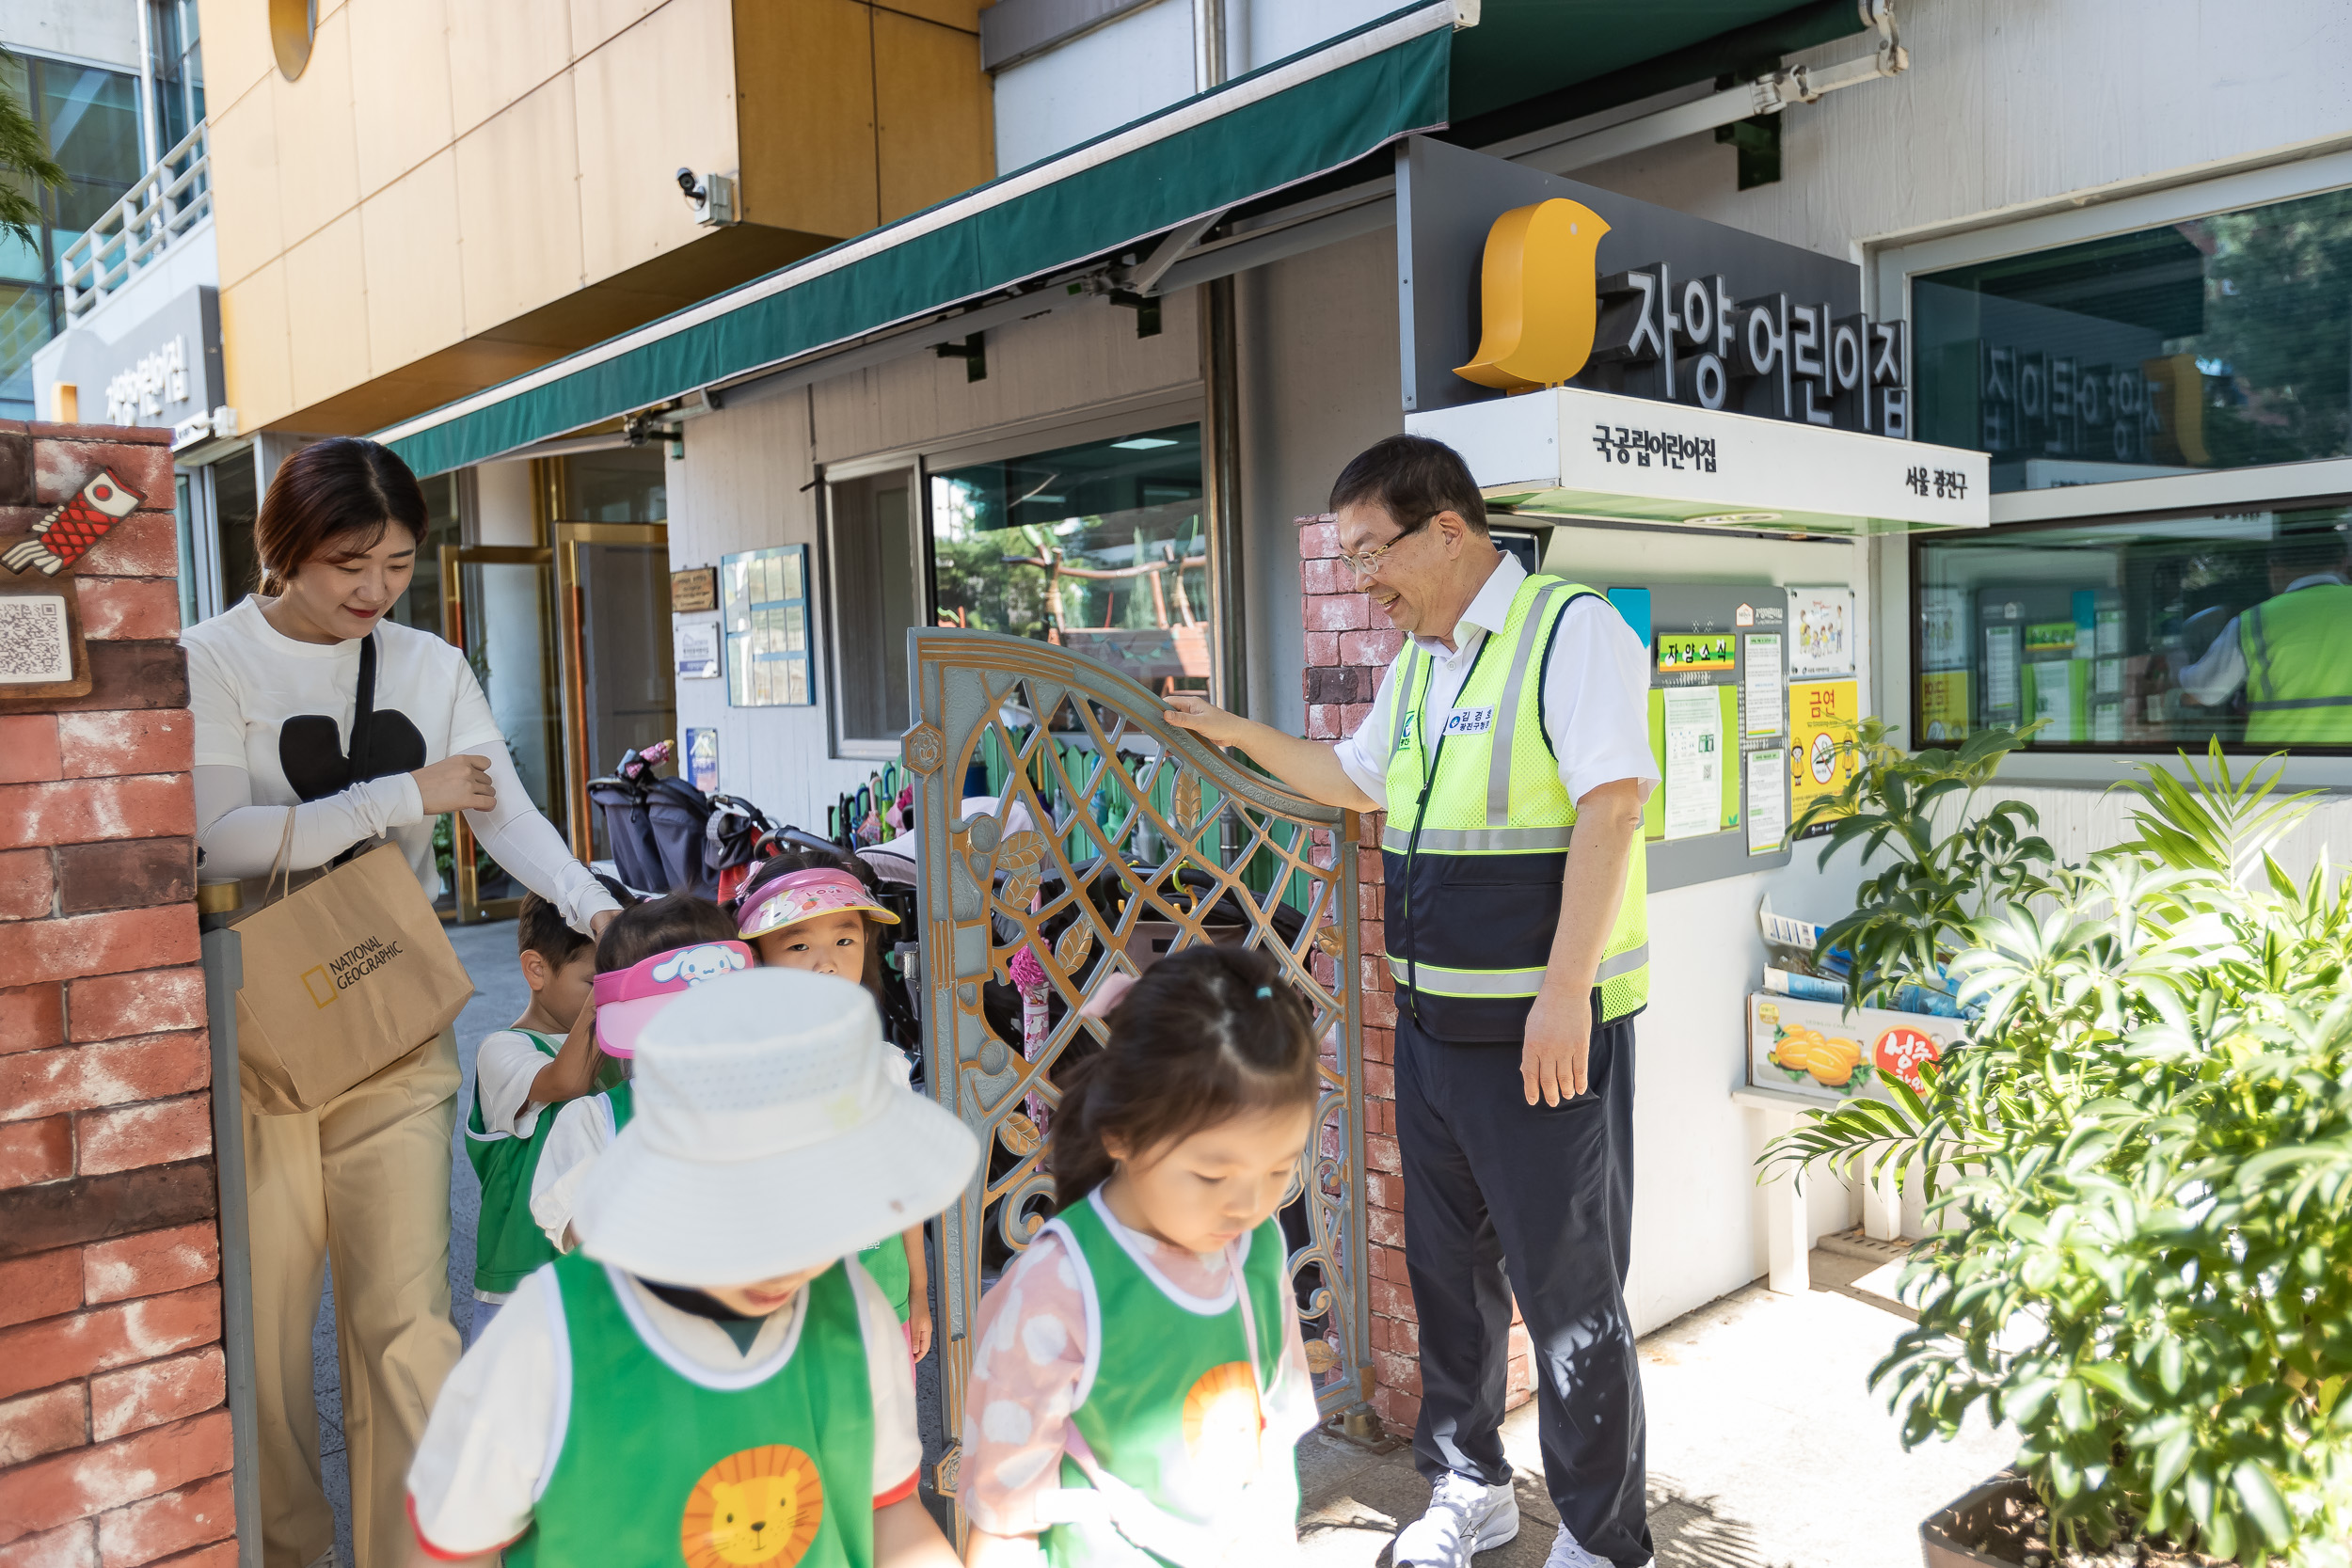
[905,628,1369,1502]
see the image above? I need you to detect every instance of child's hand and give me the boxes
[908,1304,933,1363]
[528,994,602,1106]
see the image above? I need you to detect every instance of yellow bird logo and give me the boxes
[1454,198,1612,393]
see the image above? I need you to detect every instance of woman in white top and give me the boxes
[183,438,621,1568]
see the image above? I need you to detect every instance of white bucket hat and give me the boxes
[569,967,978,1288]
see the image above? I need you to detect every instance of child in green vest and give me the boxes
[958,945,1327,1568]
[525,894,750,1254]
[734,848,932,1364]
[405,965,979,1568]
[463,895,601,1339]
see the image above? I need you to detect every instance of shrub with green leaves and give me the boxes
[1790,717,2053,1013]
[1769,745,2352,1565]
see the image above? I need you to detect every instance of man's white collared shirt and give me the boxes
[1331,554,1657,809]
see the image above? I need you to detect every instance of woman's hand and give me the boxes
[589,909,616,939]
[411,753,495,815]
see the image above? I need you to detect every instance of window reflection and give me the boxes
[930,425,1210,696]
[1915,186,2352,491]
[1915,506,2352,751]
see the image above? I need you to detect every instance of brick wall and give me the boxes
[0,424,233,1568]
[1299,515,1534,1439]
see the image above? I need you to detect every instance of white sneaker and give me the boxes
[1543,1527,1611,1568]
[1393,1470,1519,1566]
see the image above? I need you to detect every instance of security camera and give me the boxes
[675,168,738,228]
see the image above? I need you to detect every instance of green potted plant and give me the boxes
[1769,742,2352,1565]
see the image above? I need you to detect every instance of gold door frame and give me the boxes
[907,627,1372,1514]
[438,544,559,924]
[552,521,668,863]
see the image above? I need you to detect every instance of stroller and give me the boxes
[587,740,718,899]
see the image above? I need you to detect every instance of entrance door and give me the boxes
[440,544,563,923]
[554,522,674,863]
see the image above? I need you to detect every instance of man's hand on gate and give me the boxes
[1522,978,1593,1105]
[1162,693,1251,747]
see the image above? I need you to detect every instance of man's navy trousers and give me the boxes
[1394,993,1652,1567]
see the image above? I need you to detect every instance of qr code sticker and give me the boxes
[0,595,72,683]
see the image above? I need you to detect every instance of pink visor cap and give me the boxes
[736,868,900,942]
[592,940,755,1058]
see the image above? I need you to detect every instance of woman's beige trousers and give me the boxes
[242,1031,463,1568]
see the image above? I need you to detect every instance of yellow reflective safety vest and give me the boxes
[2239,580,2352,747]
[1381,574,1649,1040]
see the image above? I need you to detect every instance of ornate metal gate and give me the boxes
[903,628,1370,1501]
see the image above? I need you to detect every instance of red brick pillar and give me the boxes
[1298,515,1534,1441]
[0,424,233,1566]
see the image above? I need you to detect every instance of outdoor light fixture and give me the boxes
[1683,512,1784,527]
[1111,436,1179,449]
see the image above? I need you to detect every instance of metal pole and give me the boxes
[1200,275,1246,719]
[1191,0,1227,92]
[199,898,262,1568]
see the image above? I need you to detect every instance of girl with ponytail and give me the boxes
[958,944,1325,1566]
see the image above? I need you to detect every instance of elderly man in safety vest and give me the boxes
[1166,434,1657,1568]
[2178,529,2352,745]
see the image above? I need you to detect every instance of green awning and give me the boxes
[375,2,1457,477]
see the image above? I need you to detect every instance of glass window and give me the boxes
[212,451,259,605]
[0,52,142,419]
[563,447,666,522]
[386,472,461,635]
[929,423,1209,696]
[1913,504,2352,753]
[722,544,814,707]
[1914,184,2352,492]
[825,468,923,747]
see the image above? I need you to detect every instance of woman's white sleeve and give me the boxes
[193,765,422,879]
[454,688,621,937]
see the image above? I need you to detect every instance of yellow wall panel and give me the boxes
[284,212,373,411]
[734,0,876,239]
[349,0,453,198]
[270,5,361,248]
[220,261,294,430]
[193,0,275,113]
[207,88,283,290]
[569,0,662,58]
[454,76,586,332]
[448,0,574,137]
[574,0,739,285]
[879,0,981,32]
[361,150,465,374]
[875,10,992,223]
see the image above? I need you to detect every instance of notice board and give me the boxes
[1608,583,1794,893]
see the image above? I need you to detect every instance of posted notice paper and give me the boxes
[1742,634,1784,736]
[1745,750,1788,855]
[1662,686,1723,841]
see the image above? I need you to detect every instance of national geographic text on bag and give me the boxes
[230,835,475,1115]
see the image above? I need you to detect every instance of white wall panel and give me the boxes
[992,0,1195,172]
[1566,0,2352,265]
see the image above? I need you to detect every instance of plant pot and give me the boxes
[1920,1473,2034,1567]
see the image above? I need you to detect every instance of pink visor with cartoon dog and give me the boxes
[592,939,755,1058]
[736,869,900,942]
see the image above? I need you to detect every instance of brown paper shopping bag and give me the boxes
[230,812,476,1115]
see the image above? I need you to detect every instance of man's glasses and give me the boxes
[1336,517,1429,578]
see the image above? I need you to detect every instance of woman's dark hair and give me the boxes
[734,845,890,1003]
[1050,945,1319,1210]
[516,893,592,968]
[594,893,740,974]
[1327,433,1488,539]
[254,437,429,594]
